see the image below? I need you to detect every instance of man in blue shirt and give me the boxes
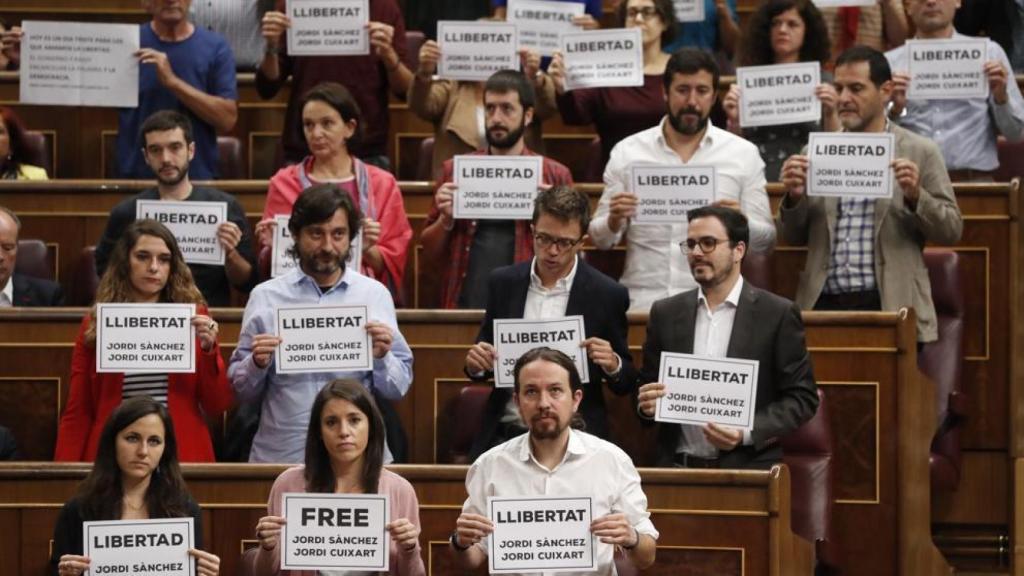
[118,0,239,179]
[228,183,414,463]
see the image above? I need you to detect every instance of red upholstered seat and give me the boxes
[13,239,53,282]
[444,385,492,464]
[71,246,99,306]
[782,388,838,571]
[405,30,425,74]
[919,248,966,491]
[217,136,244,179]
[21,130,53,176]
[415,136,435,182]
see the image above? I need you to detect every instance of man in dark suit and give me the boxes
[637,206,818,469]
[464,185,637,460]
[0,205,63,307]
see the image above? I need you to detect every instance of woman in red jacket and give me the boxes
[55,219,233,462]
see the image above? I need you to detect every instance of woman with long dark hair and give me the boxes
[249,379,425,575]
[0,106,47,179]
[256,82,412,301]
[49,397,220,575]
[55,219,233,462]
[722,0,838,179]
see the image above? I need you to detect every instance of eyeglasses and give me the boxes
[533,232,583,252]
[626,6,659,20]
[680,236,732,254]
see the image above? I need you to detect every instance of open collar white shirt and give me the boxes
[590,119,774,312]
[463,429,659,575]
[523,256,578,320]
[0,275,12,307]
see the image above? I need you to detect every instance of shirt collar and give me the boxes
[529,255,579,292]
[517,428,588,464]
[697,276,744,313]
[293,264,354,294]
[656,116,716,154]
[0,274,13,305]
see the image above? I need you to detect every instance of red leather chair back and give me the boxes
[919,248,966,491]
[741,252,773,292]
[415,137,435,182]
[781,388,837,570]
[446,385,492,464]
[71,246,100,306]
[21,131,53,176]
[217,136,244,179]
[582,136,603,183]
[13,239,54,281]
[405,30,426,73]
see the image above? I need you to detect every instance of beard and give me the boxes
[485,118,527,150]
[154,160,189,186]
[298,245,349,278]
[528,411,566,441]
[691,256,734,291]
[668,106,710,136]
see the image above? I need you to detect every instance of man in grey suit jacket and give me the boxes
[638,207,819,469]
[778,46,963,343]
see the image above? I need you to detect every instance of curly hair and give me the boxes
[737,0,831,67]
[85,219,204,342]
[0,106,34,178]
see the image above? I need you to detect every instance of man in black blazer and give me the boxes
[638,206,818,469]
[464,186,637,460]
[0,206,63,307]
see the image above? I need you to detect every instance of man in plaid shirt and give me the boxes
[421,70,573,309]
[777,46,962,343]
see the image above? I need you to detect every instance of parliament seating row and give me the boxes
[0,307,954,575]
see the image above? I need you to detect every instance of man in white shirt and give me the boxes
[452,347,658,574]
[637,206,818,469]
[590,47,775,311]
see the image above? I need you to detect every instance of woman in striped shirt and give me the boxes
[55,219,233,462]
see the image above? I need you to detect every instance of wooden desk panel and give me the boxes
[0,309,947,576]
[0,463,811,576]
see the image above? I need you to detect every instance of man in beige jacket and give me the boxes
[778,46,962,343]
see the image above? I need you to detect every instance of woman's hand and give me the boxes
[192,315,219,352]
[255,515,288,551]
[189,548,221,576]
[254,218,278,250]
[57,555,90,576]
[387,518,421,551]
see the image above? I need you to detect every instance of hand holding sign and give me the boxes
[636,381,665,418]
[191,314,219,353]
[362,217,381,251]
[366,321,393,359]
[582,337,620,374]
[217,221,243,255]
[704,422,743,450]
[465,341,497,375]
[367,21,398,63]
[386,518,421,552]
[261,11,291,50]
[590,513,638,547]
[56,554,90,576]
[416,39,440,77]
[985,59,1010,103]
[781,154,809,200]
[189,548,221,576]
[454,512,494,548]
[255,515,288,551]
[891,158,921,205]
[136,47,177,86]
[606,191,639,233]
[252,333,284,369]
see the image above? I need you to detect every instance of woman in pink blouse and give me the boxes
[249,379,425,576]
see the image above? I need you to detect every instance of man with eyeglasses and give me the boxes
[590,48,775,312]
[461,185,636,459]
[422,69,574,309]
[637,206,818,469]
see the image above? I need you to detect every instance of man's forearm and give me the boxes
[224,250,254,289]
[166,76,238,132]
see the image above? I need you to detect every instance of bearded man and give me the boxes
[590,48,775,312]
[421,69,575,309]
[228,183,413,463]
[95,110,255,306]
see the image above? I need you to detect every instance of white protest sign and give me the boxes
[488,496,594,574]
[137,200,227,266]
[561,28,643,91]
[84,517,194,576]
[20,21,139,108]
[96,303,195,373]
[281,493,389,572]
[630,164,716,223]
[906,38,989,100]
[438,21,519,82]
[492,316,589,388]
[655,353,759,431]
[807,132,894,198]
[453,155,543,220]
[672,0,706,23]
[275,305,373,373]
[286,0,369,56]
[508,0,583,57]
[737,62,821,128]
[270,214,362,277]
[811,0,874,7]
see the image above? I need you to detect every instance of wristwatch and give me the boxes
[450,530,471,551]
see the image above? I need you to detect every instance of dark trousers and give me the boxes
[813,290,881,311]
